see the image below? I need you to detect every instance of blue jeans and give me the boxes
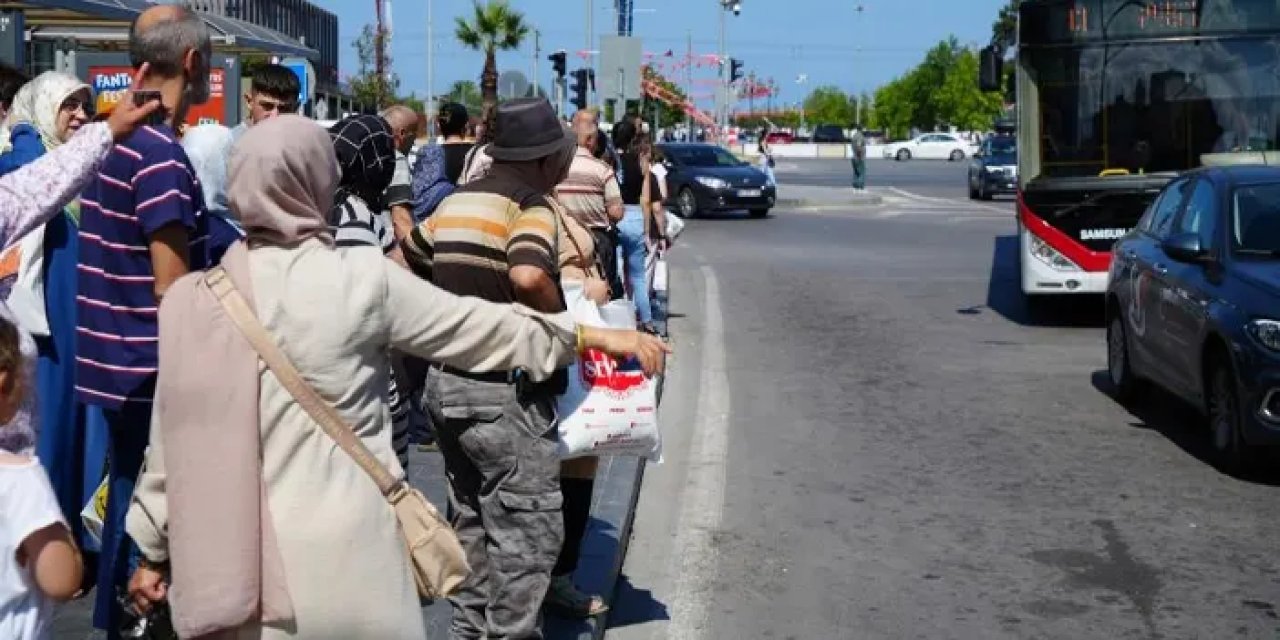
[617,206,652,325]
[89,402,150,638]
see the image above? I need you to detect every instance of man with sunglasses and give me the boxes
[231,63,299,140]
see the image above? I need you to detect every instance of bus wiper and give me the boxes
[1236,248,1280,257]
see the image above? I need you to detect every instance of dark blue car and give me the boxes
[1105,165,1280,471]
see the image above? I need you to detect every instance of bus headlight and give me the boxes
[1029,235,1081,272]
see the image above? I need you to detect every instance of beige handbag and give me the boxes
[203,266,470,599]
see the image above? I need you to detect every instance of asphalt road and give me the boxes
[774,156,978,200]
[608,177,1280,639]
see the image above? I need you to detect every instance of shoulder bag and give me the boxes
[203,266,470,600]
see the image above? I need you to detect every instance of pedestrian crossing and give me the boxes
[786,186,1014,223]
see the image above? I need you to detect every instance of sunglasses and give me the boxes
[253,97,297,114]
[60,98,93,118]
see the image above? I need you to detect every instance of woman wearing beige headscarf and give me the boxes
[123,115,667,639]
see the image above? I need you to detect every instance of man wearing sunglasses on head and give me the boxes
[231,63,299,141]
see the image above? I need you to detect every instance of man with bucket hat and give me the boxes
[402,98,577,639]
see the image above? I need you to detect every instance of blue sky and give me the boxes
[316,0,1007,111]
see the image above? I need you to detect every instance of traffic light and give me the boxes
[570,69,589,110]
[730,58,744,83]
[548,51,567,78]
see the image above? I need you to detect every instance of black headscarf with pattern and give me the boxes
[328,114,396,211]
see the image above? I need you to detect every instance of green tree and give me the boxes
[641,65,692,129]
[445,80,484,115]
[400,92,427,115]
[991,0,1018,53]
[802,85,854,125]
[933,48,1004,131]
[349,24,399,109]
[870,78,914,140]
[454,0,530,111]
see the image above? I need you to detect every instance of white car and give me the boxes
[882,133,977,161]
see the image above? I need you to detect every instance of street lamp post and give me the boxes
[717,0,740,138]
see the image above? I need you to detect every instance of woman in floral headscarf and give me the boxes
[0,71,105,562]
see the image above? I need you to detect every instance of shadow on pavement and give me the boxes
[605,574,670,629]
[1090,371,1280,486]
[976,235,1106,328]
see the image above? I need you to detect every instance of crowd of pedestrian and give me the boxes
[0,4,672,640]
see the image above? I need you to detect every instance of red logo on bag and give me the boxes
[579,348,646,396]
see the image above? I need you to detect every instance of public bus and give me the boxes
[983,0,1280,299]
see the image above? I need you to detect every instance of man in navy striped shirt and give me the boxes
[76,6,211,635]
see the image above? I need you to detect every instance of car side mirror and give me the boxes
[1162,232,1208,263]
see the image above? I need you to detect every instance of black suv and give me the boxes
[967,134,1017,200]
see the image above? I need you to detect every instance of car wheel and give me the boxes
[1107,314,1143,403]
[978,180,992,201]
[896,148,911,161]
[678,187,699,218]
[968,177,978,199]
[1207,358,1261,474]
[749,208,769,218]
[949,149,965,161]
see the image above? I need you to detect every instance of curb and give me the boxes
[543,450,648,640]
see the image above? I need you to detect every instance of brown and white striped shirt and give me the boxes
[555,147,622,230]
[402,176,559,305]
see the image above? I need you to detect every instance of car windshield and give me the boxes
[670,146,742,167]
[1232,182,1280,255]
[988,137,1016,156]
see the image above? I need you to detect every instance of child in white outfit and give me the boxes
[0,313,83,640]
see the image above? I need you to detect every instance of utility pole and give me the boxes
[532,30,540,98]
[685,29,692,140]
[718,4,726,136]
[426,0,434,136]
[586,0,594,110]
[374,0,387,108]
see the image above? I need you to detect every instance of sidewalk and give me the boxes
[47,443,642,640]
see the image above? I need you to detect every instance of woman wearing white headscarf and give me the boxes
[0,71,103,562]
[181,123,244,265]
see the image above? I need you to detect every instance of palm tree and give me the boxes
[455,0,530,110]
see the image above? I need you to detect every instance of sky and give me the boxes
[314,0,1008,112]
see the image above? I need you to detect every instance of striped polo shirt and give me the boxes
[77,124,209,408]
[555,147,622,230]
[402,176,559,305]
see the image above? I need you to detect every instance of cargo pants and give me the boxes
[427,368,564,640]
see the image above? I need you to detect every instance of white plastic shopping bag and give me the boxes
[665,213,686,241]
[652,255,669,294]
[555,290,662,460]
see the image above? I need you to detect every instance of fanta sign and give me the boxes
[87,65,227,126]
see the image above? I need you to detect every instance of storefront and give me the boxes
[0,0,350,124]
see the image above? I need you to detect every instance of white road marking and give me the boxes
[875,186,1013,215]
[666,266,731,640]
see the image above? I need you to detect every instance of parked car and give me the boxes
[657,143,776,218]
[862,129,887,145]
[967,134,1018,200]
[1106,165,1280,472]
[764,131,795,145]
[882,133,976,161]
[812,124,847,143]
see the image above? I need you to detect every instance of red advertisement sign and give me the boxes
[87,66,227,126]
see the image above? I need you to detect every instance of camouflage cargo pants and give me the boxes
[427,368,564,640]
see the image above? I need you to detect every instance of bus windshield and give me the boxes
[1028,36,1280,179]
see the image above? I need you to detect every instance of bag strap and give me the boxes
[203,267,405,500]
